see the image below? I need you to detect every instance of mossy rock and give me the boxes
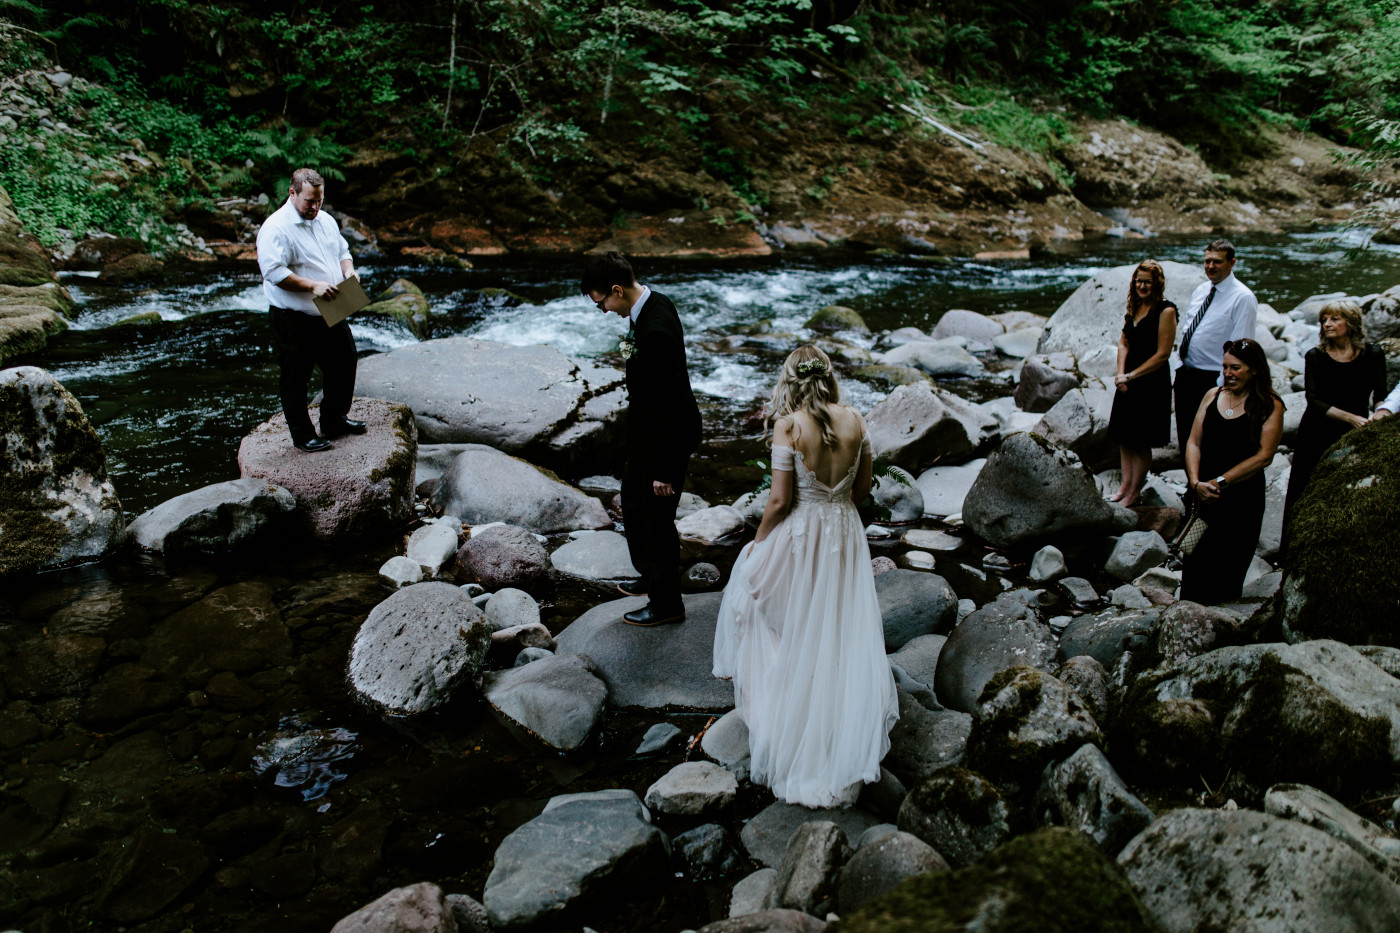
[1279,417,1400,646]
[375,278,425,302]
[832,827,1159,933]
[0,283,74,316]
[98,253,165,284]
[853,364,929,388]
[896,767,1012,868]
[478,287,529,305]
[0,306,68,363]
[363,293,432,339]
[965,666,1102,788]
[0,230,55,287]
[805,304,869,334]
[1107,690,1218,785]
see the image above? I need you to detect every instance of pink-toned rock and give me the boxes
[455,524,547,592]
[872,556,897,576]
[237,398,416,542]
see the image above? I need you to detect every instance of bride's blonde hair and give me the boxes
[768,345,841,449]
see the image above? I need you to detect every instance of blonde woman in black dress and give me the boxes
[1107,260,1177,506]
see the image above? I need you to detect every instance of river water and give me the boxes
[1,231,1396,932]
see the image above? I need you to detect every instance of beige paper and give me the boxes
[313,275,370,327]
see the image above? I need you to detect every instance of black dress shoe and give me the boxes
[617,580,648,597]
[321,417,367,438]
[623,606,684,627]
[293,437,335,453]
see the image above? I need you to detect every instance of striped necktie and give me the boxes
[1178,286,1216,364]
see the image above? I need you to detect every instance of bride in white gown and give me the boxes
[713,345,898,808]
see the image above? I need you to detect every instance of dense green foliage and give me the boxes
[1,0,1398,243]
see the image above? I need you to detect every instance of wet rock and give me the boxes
[1033,386,1117,472]
[699,910,826,933]
[1013,352,1081,413]
[355,336,626,472]
[0,779,68,849]
[1118,808,1400,933]
[549,529,640,581]
[1034,744,1153,855]
[237,398,417,542]
[900,528,962,550]
[98,833,209,922]
[1056,607,1161,668]
[897,767,1012,868]
[636,722,682,755]
[251,850,316,897]
[866,382,998,472]
[330,881,457,933]
[646,761,738,816]
[0,366,124,574]
[4,632,105,699]
[884,688,972,787]
[993,327,1042,358]
[876,568,959,649]
[837,830,948,913]
[201,807,283,859]
[1029,544,1067,581]
[674,823,745,880]
[406,519,460,576]
[839,826,1158,932]
[963,433,1134,549]
[729,868,778,918]
[78,663,182,726]
[554,592,734,709]
[702,709,751,779]
[914,461,984,516]
[433,444,609,534]
[348,582,493,715]
[455,524,548,592]
[1264,782,1400,883]
[483,791,668,928]
[97,252,165,284]
[1154,600,1240,668]
[966,667,1102,788]
[934,590,1056,714]
[768,821,850,916]
[142,581,291,680]
[740,801,882,869]
[805,305,868,333]
[125,478,295,555]
[482,653,607,751]
[378,555,422,587]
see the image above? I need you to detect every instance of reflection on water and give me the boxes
[251,715,360,802]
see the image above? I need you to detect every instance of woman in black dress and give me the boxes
[1282,299,1387,525]
[1182,339,1285,604]
[1107,259,1177,506]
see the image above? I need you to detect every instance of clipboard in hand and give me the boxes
[313,276,371,327]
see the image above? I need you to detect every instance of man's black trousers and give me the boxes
[269,307,357,444]
[622,462,689,615]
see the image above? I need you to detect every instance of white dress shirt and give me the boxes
[1179,272,1258,381]
[1380,380,1400,414]
[628,285,651,326]
[256,199,352,315]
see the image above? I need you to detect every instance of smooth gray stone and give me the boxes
[1059,576,1099,604]
[702,709,751,780]
[876,569,959,650]
[767,821,851,917]
[1034,744,1153,855]
[645,761,738,816]
[854,823,899,850]
[967,668,1102,789]
[330,882,455,933]
[1110,584,1152,610]
[348,582,493,715]
[1105,530,1169,581]
[481,653,608,752]
[483,794,667,928]
[915,461,985,517]
[514,646,553,667]
[126,478,294,555]
[1264,783,1400,883]
[550,530,640,581]
[901,528,963,550]
[1029,544,1067,581]
[417,443,476,485]
[1057,607,1161,667]
[677,505,746,542]
[934,590,1056,714]
[837,830,948,913]
[729,868,778,918]
[635,722,683,756]
[867,382,999,473]
[1118,808,1400,933]
[378,555,423,588]
[889,634,947,691]
[740,802,882,869]
[871,466,923,522]
[884,687,972,787]
[407,520,460,576]
[674,823,745,881]
[484,587,541,631]
[994,326,1042,358]
[433,444,610,534]
[1034,386,1117,473]
[554,592,734,709]
[932,309,1003,341]
[880,339,985,378]
[1014,352,1080,413]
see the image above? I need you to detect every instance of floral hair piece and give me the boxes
[794,358,829,377]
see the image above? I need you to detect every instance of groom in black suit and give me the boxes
[582,252,702,626]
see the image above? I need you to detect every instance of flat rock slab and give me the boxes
[483,792,668,929]
[433,444,610,534]
[644,761,738,815]
[554,592,734,709]
[550,530,640,580]
[348,582,493,715]
[355,336,625,472]
[740,801,883,868]
[915,462,984,517]
[238,398,416,542]
[127,478,296,555]
[482,653,608,751]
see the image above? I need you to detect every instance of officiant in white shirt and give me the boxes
[1173,238,1259,448]
[256,167,364,453]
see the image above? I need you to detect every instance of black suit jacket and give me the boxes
[626,290,702,485]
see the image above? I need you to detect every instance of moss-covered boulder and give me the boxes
[0,185,55,288]
[0,305,68,362]
[896,767,1013,868]
[0,187,67,361]
[1279,417,1400,646]
[97,253,165,284]
[0,366,124,575]
[966,666,1102,789]
[0,282,74,316]
[832,827,1159,933]
[362,278,431,339]
[111,311,164,328]
[852,363,928,388]
[805,305,869,334]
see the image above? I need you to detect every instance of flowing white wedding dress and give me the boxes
[713,436,898,808]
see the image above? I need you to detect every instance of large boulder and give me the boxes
[0,187,67,360]
[482,653,608,751]
[1033,387,1117,472]
[962,432,1134,548]
[966,667,1103,789]
[483,791,668,928]
[126,478,296,555]
[1014,352,1081,413]
[883,688,972,787]
[0,366,124,574]
[1038,260,1205,377]
[767,821,851,916]
[1280,418,1400,647]
[347,582,494,715]
[866,382,999,472]
[432,444,610,534]
[875,569,959,650]
[931,309,1003,343]
[896,767,1013,868]
[237,398,416,542]
[840,827,1158,932]
[1366,283,1400,340]
[1117,808,1400,933]
[455,524,548,592]
[878,341,985,378]
[740,801,883,869]
[1034,743,1154,856]
[1057,607,1162,668]
[836,830,948,914]
[1264,782,1400,884]
[554,592,734,709]
[934,590,1057,714]
[354,337,626,472]
[549,530,639,581]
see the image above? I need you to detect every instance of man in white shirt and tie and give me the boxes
[256,167,364,453]
[1173,238,1259,448]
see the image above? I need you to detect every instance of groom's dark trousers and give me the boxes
[623,290,701,616]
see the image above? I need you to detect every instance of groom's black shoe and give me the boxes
[623,605,684,627]
[294,437,335,453]
[322,417,367,438]
[617,580,648,597]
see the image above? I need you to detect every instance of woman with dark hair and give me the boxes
[1181,338,1285,604]
[1282,299,1387,524]
[1107,259,1177,506]
[713,345,898,808]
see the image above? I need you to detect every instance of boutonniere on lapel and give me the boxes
[618,328,637,360]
